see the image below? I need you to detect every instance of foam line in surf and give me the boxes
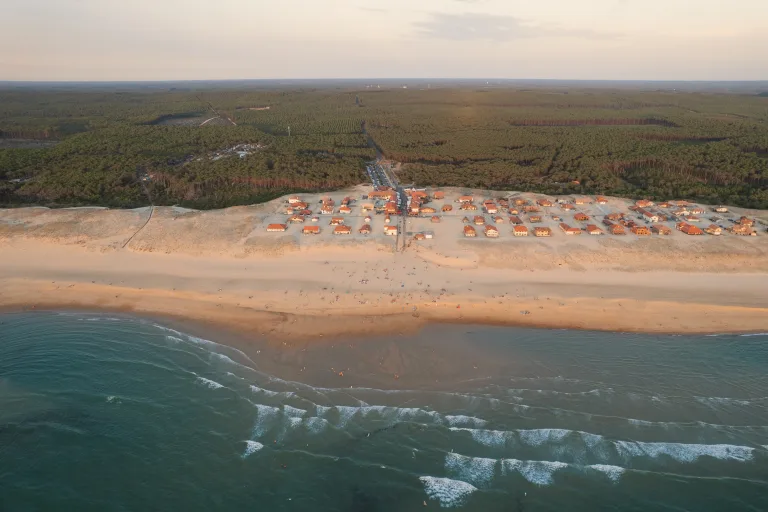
[419,476,477,508]
[196,377,225,390]
[242,440,264,458]
[450,427,756,464]
[445,453,626,487]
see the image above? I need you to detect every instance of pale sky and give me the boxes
[1,0,766,81]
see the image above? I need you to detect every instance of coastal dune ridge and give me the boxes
[1,187,767,338]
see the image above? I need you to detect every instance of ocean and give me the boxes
[1,312,767,511]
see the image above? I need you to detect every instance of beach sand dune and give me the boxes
[2,191,767,339]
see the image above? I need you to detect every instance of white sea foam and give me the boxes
[252,404,281,437]
[283,405,307,418]
[444,415,488,428]
[445,453,497,487]
[242,440,264,458]
[196,377,224,390]
[518,428,571,446]
[614,441,754,463]
[419,477,477,508]
[502,458,568,486]
[450,427,509,448]
[453,427,755,466]
[588,464,625,483]
[317,404,445,427]
[740,333,768,337]
[249,385,295,399]
[302,416,331,434]
[106,396,119,403]
[695,396,752,407]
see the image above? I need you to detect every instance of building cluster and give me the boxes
[263,191,761,241]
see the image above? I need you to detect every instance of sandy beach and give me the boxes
[2,187,767,339]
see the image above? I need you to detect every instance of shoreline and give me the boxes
[2,278,768,339]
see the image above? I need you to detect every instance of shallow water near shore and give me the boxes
[1,312,767,511]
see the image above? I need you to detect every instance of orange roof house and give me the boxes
[431,216,441,223]
[631,225,651,236]
[441,205,453,212]
[534,227,552,237]
[528,215,542,223]
[464,225,477,237]
[460,202,478,211]
[320,205,334,215]
[676,222,703,235]
[384,226,398,236]
[421,207,436,214]
[484,225,499,238]
[267,224,288,232]
[513,225,529,237]
[364,215,372,223]
[730,224,756,236]
[523,205,541,213]
[559,223,581,235]
[514,198,529,206]
[596,196,608,204]
[714,206,729,213]
[302,225,320,235]
[288,215,305,223]
[433,191,445,200]
[494,216,504,223]
[288,196,303,204]
[537,199,554,207]
[560,203,575,211]
[333,225,352,235]
[651,224,672,235]
[574,213,590,222]
[608,223,625,235]
[636,199,654,208]
[368,190,395,201]
[739,216,755,227]
[457,195,474,203]
[330,217,345,225]
[339,205,352,214]
[359,224,371,234]
[585,224,603,235]
[509,215,523,225]
[414,233,426,241]
[637,209,659,222]
[484,203,498,214]
[705,224,722,236]
[462,216,470,223]
[473,216,486,225]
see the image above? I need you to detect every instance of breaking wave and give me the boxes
[445,452,627,487]
[420,476,477,508]
[242,440,264,458]
[196,377,224,390]
[450,427,755,465]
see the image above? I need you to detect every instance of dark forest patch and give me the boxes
[508,118,679,128]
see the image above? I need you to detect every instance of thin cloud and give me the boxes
[359,7,388,13]
[414,12,619,41]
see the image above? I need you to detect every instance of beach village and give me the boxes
[260,186,762,248]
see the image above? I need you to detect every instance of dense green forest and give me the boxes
[1,83,767,208]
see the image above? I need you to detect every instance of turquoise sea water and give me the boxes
[1,312,767,511]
